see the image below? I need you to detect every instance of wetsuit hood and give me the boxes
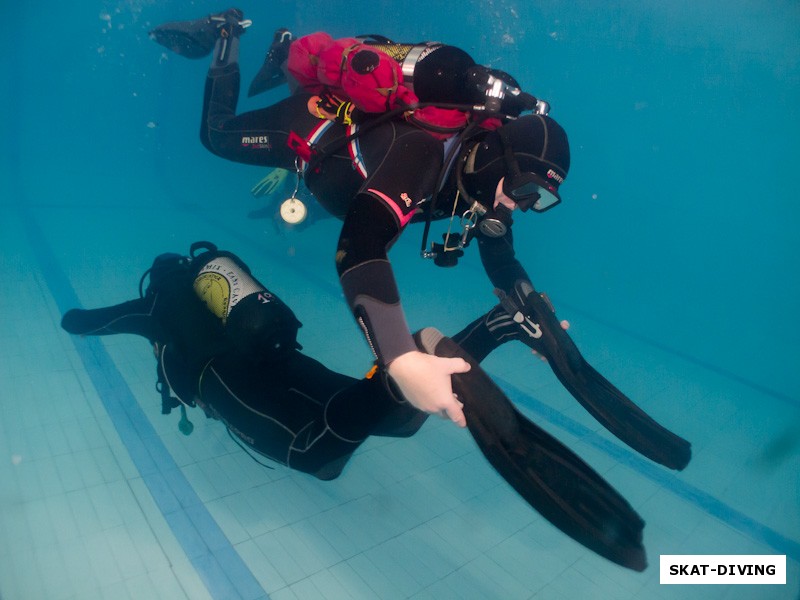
[460,114,570,207]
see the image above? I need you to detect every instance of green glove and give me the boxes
[251,168,289,197]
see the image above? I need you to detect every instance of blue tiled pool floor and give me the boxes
[1,203,797,599]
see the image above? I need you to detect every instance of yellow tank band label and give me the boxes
[193,272,230,322]
[369,43,413,62]
[193,256,265,321]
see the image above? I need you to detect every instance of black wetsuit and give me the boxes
[60,247,507,480]
[60,256,426,480]
[199,39,530,368]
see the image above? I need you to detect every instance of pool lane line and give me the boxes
[19,207,270,600]
[497,376,800,562]
[215,223,800,562]
[218,225,800,562]
[555,302,798,410]
[31,191,796,572]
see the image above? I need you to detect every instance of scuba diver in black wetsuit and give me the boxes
[59,241,563,481]
[61,240,653,570]
[61,242,431,481]
[145,11,696,570]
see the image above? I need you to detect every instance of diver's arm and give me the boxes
[337,194,417,363]
[475,224,532,294]
[337,194,469,426]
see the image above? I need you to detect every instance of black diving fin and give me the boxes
[61,299,158,340]
[497,282,692,471]
[247,28,293,96]
[149,16,220,59]
[149,10,250,59]
[414,328,647,572]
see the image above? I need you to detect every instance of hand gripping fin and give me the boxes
[414,328,647,572]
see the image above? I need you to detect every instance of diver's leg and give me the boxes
[155,5,253,156]
[247,28,294,97]
[199,13,307,168]
[61,296,161,341]
[199,15,245,154]
[450,305,510,363]
[149,8,249,59]
[287,380,375,481]
[198,352,367,480]
[201,350,425,480]
[284,354,426,478]
[197,354,321,472]
[326,371,428,439]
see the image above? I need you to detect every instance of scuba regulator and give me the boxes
[466,65,550,117]
[420,69,552,268]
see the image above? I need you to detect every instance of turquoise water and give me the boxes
[2,1,798,598]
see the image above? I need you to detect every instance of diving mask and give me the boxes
[502,170,561,212]
[498,124,562,212]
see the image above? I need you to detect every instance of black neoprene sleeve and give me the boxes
[337,193,417,365]
[476,225,531,293]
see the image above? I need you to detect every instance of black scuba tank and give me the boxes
[188,242,303,362]
[359,37,477,104]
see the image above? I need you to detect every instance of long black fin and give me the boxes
[61,298,158,340]
[414,328,648,572]
[247,60,287,96]
[247,28,293,97]
[149,17,219,59]
[498,286,692,471]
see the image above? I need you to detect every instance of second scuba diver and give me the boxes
[62,241,683,570]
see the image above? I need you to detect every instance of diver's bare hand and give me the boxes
[387,350,470,427]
